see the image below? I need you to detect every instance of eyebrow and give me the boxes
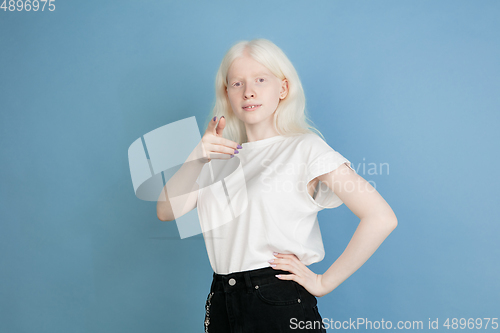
[228,72,271,80]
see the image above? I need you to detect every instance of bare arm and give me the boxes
[318,163,398,294]
[156,143,205,221]
[156,116,241,221]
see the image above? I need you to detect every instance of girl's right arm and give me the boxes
[156,116,241,221]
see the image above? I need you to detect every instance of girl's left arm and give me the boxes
[315,163,398,295]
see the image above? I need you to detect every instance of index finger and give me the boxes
[211,136,241,150]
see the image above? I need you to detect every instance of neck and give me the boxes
[244,113,281,142]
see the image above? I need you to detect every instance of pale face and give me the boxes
[225,54,288,134]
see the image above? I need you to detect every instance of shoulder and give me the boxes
[286,132,325,145]
[281,133,338,159]
[294,133,331,151]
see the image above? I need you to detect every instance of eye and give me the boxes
[233,82,241,87]
[257,78,265,83]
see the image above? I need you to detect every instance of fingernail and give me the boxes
[221,116,225,119]
[273,252,278,256]
[275,274,281,278]
[270,264,276,267]
[234,149,239,154]
[268,259,274,263]
[230,154,234,158]
[213,116,217,121]
[237,144,242,149]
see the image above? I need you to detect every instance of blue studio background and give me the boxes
[1,0,499,332]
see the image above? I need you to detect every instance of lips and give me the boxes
[242,104,262,111]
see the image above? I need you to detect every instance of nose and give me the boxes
[244,86,255,99]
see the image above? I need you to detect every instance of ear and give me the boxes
[280,79,289,100]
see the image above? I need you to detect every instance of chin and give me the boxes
[242,114,266,123]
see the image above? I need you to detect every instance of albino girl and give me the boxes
[157,38,397,332]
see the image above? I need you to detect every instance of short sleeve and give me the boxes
[303,134,355,209]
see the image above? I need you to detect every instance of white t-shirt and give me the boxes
[196,133,354,275]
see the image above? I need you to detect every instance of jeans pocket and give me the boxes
[255,281,302,306]
[293,281,318,308]
[204,292,214,333]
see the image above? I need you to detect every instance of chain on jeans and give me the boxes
[204,292,215,333]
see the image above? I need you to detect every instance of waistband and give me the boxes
[211,266,291,294]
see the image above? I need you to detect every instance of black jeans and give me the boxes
[204,266,327,332]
